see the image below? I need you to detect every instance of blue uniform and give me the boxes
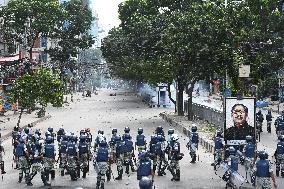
[137,158,151,180]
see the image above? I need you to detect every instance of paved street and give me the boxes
[0,89,251,189]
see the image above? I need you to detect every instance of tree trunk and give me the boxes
[16,108,24,127]
[167,83,176,113]
[176,81,184,116]
[187,86,194,121]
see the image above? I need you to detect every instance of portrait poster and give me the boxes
[224,97,256,145]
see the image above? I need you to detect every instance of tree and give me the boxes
[10,68,63,127]
[0,0,63,60]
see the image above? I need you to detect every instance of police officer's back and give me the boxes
[137,151,153,180]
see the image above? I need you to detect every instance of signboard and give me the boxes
[239,65,250,78]
[224,97,256,145]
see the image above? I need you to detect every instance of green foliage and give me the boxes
[10,68,64,109]
[257,76,278,98]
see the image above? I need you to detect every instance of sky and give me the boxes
[92,0,124,33]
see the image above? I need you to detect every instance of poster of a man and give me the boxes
[224,97,255,145]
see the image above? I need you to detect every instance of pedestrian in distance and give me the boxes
[256,110,264,133]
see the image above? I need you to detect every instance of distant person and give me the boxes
[224,104,255,144]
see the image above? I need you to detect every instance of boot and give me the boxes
[41,174,51,186]
[125,164,129,174]
[51,170,55,180]
[100,182,105,189]
[106,170,111,181]
[169,168,176,181]
[45,170,49,181]
[115,170,123,180]
[18,174,23,183]
[96,180,100,189]
[190,154,196,163]
[77,167,81,178]
[1,161,6,174]
[175,170,180,181]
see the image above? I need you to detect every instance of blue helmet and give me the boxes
[112,128,117,134]
[99,140,107,147]
[24,127,30,134]
[258,151,268,160]
[124,133,131,140]
[138,150,148,160]
[156,126,163,134]
[139,176,152,189]
[98,130,104,135]
[80,129,86,136]
[45,136,53,144]
[124,127,130,133]
[80,135,87,143]
[138,128,143,135]
[47,127,53,133]
[191,124,197,132]
[168,128,174,135]
[246,135,253,142]
[228,146,236,155]
[216,130,222,137]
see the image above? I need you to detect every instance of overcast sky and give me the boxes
[92,0,124,32]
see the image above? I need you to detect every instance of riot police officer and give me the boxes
[94,140,111,189]
[136,128,146,153]
[78,134,90,178]
[29,138,50,186]
[253,151,277,188]
[137,150,153,181]
[213,130,223,169]
[57,127,65,143]
[66,135,79,181]
[148,135,158,173]
[109,128,118,164]
[166,129,175,160]
[155,134,167,176]
[123,133,136,174]
[243,135,255,182]
[168,134,183,181]
[223,146,239,188]
[94,130,106,150]
[139,176,153,189]
[266,110,273,133]
[15,137,31,183]
[187,124,199,163]
[122,127,132,141]
[115,136,124,180]
[276,111,284,137]
[43,136,56,181]
[59,135,68,176]
[275,135,284,177]
[167,129,174,142]
[0,133,6,174]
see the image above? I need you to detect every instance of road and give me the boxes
[0,89,274,189]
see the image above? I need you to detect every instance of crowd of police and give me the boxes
[0,110,283,188]
[213,110,284,189]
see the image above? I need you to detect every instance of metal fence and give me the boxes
[184,101,224,128]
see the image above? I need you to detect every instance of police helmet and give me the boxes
[279,135,284,142]
[35,129,42,136]
[168,128,174,135]
[112,128,118,134]
[24,127,30,134]
[80,129,85,136]
[191,124,197,132]
[258,151,268,160]
[216,130,222,137]
[99,140,107,147]
[124,127,130,133]
[124,133,131,140]
[139,176,152,189]
[80,135,87,142]
[98,130,103,134]
[45,131,51,138]
[156,126,163,133]
[228,146,236,155]
[138,150,148,159]
[18,137,24,143]
[246,135,253,142]
[138,128,143,135]
[45,136,53,144]
[47,127,53,133]
[171,134,179,141]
